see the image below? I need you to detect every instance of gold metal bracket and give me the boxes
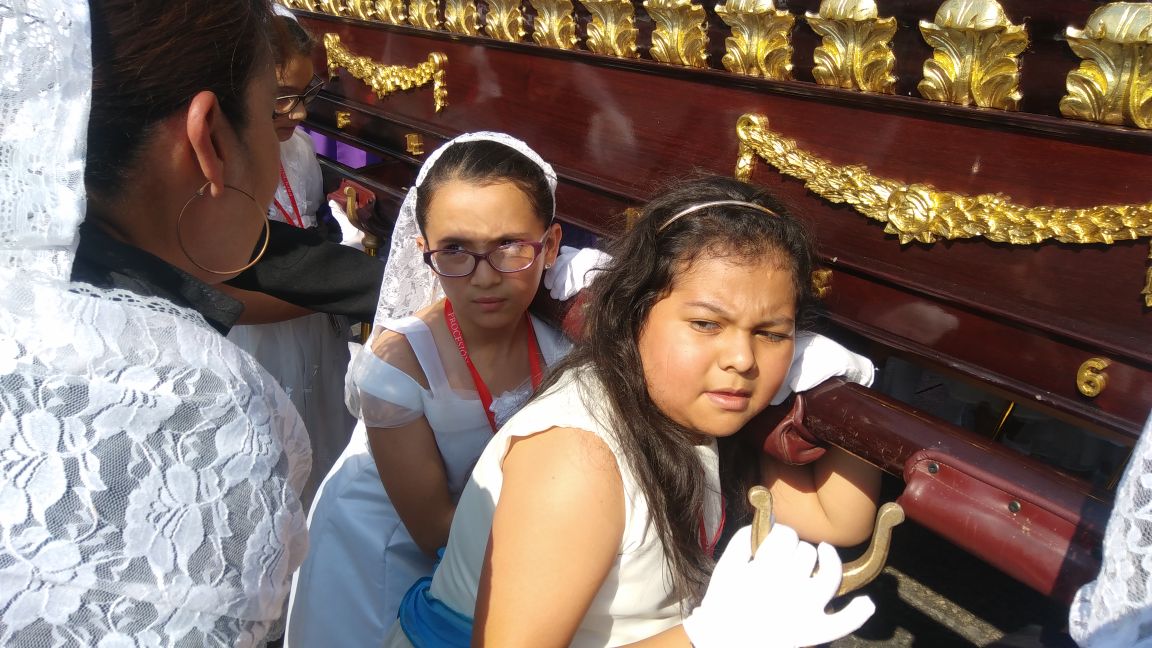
[811,268,833,298]
[735,112,1152,305]
[579,0,640,58]
[715,0,795,80]
[405,132,426,156]
[530,0,578,49]
[645,0,709,68]
[749,486,905,596]
[1060,2,1152,129]
[325,34,448,112]
[335,111,352,129]
[917,0,1028,110]
[805,0,896,93]
[1076,357,1111,398]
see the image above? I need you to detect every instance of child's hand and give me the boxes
[771,333,876,405]
[682,524,875,647]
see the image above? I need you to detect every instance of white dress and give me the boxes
[285,314,570,647]
[388,368,723,647]
[227,130,357,508]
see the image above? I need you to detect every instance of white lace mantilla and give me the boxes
[1070,413,1152,647]
[0,276,312,646]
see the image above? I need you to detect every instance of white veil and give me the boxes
[370,131,557,328]
[0,2,310,645]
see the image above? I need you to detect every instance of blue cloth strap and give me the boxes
[397,577,473,647]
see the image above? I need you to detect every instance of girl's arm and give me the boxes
[761,446,881,546]
[365,331,456,558]
[473,427,626,648]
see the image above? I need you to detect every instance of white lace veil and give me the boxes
[0,2,310,645]
[1069,411,1152,647]
[371,131,558,328]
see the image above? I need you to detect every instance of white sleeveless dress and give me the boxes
[286,314,570,647]
[386,368,723,647]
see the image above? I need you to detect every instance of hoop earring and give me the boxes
[176,182,271,276]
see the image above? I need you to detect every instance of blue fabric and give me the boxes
[397,577,473,648]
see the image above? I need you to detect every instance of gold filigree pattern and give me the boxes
[408,0,440,29]
[445,0,480,35]
[734,113,1152,305]
[917,0,1028,110]
[715,0,794,79]
[645,0,708,68]
[579,0,639,58]
[485,0,526,42]
[324,33,448,111]
[373,0,407,24]
[317,0,348,15]
[805,0,896,93]
[1060,2,1152,129]
[530,0,577,49]
[347,0,375,19]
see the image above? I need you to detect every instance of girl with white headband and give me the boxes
[382,175,879,648]
[287,133,578,645]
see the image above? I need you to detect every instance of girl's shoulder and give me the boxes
[369,315,437,389]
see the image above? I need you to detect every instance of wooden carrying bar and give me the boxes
[292,0,1151,603]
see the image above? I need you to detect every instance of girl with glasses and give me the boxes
[286,133,581,646]
[225,9,363,508]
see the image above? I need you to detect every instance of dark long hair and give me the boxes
[538,175,819,606]
[272,15,316,68]
[86,0,275,203]
[414,140,554,234]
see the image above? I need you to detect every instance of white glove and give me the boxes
[683,524,875,648]
[771,332,875,405]
[543,246,611,301]
[328,198,367,251]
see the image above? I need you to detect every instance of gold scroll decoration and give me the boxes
[1059,2,1152,129]
[374,0,408,24]
[579,0,639,58]
[409,0,440,29]
[734,113,1152,306]
[917,0,1028,110]
[347,0,375,19]
[324,33,448,112]
[530,0,578,49]
[805,0,896,93]
[645,0,709,68]
[445,0,480,35]
[317,0,348,15]
[486,0,526,42]
[715,0,795,80]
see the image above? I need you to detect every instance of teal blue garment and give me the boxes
[397,576,473,647]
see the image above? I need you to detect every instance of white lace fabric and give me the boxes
[1,1,312,645]
[1070,412,1152,647]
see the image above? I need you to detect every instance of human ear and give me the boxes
[544,222,563,264]
[416,236,427,252]
[185,91,228,199]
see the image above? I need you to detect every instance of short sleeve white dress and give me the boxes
[285,314,570,647]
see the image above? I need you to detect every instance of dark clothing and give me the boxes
[70,220,386,336]
[71,221,243,335]
[226,220,385,323]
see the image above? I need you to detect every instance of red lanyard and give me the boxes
[444,299,543,433]
[272,163,304,228]
[698,497,726,558]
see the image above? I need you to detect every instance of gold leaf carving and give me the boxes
[486,0,526,42]
[715,0,794,79]
[917,0,1028,110]
[806,0,896,93]
[373,0,407,24]
[347,0,376,19]
[317,0,348,15]
[445,0,480,34]
[645,0,708,68]
[324,33,448,111]
[579,0,639,58]
[1060,2,1152,129]
[530,0,577,49]
[734,112,1152,303]
[408,0,440,29]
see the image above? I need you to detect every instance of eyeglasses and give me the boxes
[274,76,325,116]
[423,234,549,278]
